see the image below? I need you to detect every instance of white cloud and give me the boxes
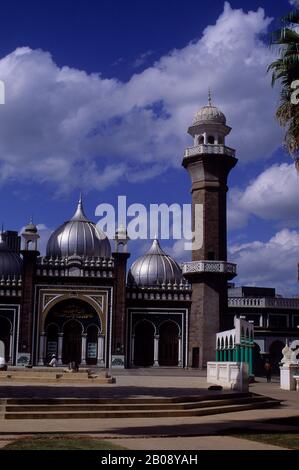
[230,229,299,296]
[228,163,299,230]
[0,3,280,193]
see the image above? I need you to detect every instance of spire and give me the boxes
[71,193,88,222]
[208,88,212,106]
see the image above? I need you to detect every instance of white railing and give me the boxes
[228,297,299,310]
[184,144,236,158]
[181,260,237,275]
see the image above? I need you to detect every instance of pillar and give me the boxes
[178,335,183,366]
[38,332,46,365]
[249,345,253,376]
[81,333,87,365]
[130,334,135,366]
[216,349,220,361]
[8,333,13,365]
[57,333,63,365]
[154,335,159,367]
[97,334,105,366]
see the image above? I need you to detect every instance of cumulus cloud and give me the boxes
[228,163,299,230]
[0,3,280,193]
[230,229,299,296]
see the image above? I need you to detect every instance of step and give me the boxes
[4,399,280,420]
[4,396,271,413]
[5,392,251,405]
[0,376,114,384]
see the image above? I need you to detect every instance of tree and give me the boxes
[268,1,299,170]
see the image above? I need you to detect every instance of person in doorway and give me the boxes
[264,360,272,382]
[48,354,57,367]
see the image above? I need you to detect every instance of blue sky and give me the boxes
[0,0,298,295]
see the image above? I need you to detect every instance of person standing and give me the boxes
[264,360,272,383]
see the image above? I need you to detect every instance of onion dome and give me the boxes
[128,238,183,287]
[0,233,22,277]
[46,196,111,258]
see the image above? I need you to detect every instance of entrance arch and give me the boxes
[0,316,11,362]
[134,320,155,367]
[158,321,179,366]
[44,298,102,366]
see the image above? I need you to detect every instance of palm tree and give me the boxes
[268,3,299,170]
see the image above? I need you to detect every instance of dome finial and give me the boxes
[72,193,88,221]
[208,88,212,106]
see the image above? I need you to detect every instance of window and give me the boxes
[198,135,204,144]
[293,315,299,328]
[207,135,214,144]
[268,314,288,329]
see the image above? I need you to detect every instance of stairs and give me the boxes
[1,393,281,420]
[0,368,115,384]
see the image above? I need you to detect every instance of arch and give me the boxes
[0,316,11,362]
[229,335,233,349]
[217,338,220,350]
[253,342,264,376]
[221,337,224,349]
[225,336,228,350]
[197,135,204,145]
[245,328,249,340]
[134,320,155,367]
[269,340,285,374]
[158,321,179,366]
[207,135,215,144]
[133,318,157,336]
[158,319,181,336]
[40,294,105,333]
[62,318,84,334]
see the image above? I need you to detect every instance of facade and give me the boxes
[0,98,298,372]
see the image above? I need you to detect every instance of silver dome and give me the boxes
[128,238,183,287]
[46,197,111,258]
[0,234,22,277]
[193,104,226,125]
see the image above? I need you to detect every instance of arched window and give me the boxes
[208,135,215,144]
[198,135,204,144]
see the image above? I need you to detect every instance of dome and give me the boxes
[46,197,111,258]
[24,220,38,233]
[0,234,22,277]
[128,238,183,287]
[193,104,226,125]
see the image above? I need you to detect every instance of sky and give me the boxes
[0,0,298,296]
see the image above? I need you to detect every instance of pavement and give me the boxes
[0,371,297,450]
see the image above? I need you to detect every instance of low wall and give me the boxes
[207,362,249,392]
[280,365,299,391]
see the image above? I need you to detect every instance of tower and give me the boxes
[19,220,40,364]
[182,93,237,368]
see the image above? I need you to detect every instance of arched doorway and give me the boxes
[269,340,285,374]
[158,321,179,366]
[0,317,11,362]
[253,342,263,376]
[62,320,82,365]
[134,321,154,367]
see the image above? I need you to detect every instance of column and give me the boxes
[153,335,159,367]
[178,335,182,367]
[81,333,87,365]
[235,345,240,362]
[249,344,253,376]
[8,333,13,365]
[130,334,135,366]
[97,334,105,366]
[228,349,232,362]
[57,333,63,365]
[219,349,223,361]
[216,349,220,361]
[38,332,46,365]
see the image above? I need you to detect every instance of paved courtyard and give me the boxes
[0,371,297,450]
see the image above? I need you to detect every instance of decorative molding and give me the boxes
[184,144,235,159]
[181,260,237,276]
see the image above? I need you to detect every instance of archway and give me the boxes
[0,317,11,362]
[252,342,263,376]
[134,320,155,367]
[62,320,82,365]
[269,340,285,374]
[158,321,179,366]
[44,298,102,365]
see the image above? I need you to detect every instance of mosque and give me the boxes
[0,99,298,372]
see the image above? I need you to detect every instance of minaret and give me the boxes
[182,93,237,368]
[19,220,40,364]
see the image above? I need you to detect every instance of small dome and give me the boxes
[193,104,226,125]
[24,220,38,234]
[0,234,22,277]
[128,238,183,287]
[46,197,111,258]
